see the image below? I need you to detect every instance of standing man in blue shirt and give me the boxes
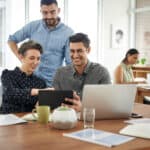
[8,0,73,87]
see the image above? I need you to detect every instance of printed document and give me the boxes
[63,128,134,147]
[0,114,27,126]
[120,124,150,139]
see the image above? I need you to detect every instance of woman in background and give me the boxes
[0,40,46,113]
[114,48,140,84]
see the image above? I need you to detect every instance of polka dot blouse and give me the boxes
[0,67,46,113]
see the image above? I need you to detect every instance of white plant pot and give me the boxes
[51,106,77,129]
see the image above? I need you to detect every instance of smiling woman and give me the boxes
[0,40,47,114]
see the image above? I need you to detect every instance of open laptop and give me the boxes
[81,84,137,120]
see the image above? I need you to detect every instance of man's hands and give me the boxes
[62,92,82,112]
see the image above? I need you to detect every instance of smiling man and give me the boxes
[52,33,111,98]
[7,0,73,87]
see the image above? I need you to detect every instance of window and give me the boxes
[67,0,99,62]
[0,0,5,67]
[135,0,150,65]
[4,0,25,69]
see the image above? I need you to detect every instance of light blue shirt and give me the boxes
[8,19,73,86]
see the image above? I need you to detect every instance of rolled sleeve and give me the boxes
[8,23,32,43]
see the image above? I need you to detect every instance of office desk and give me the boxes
[136,87,150,103]
[0,104,150,150]
[132,65,150,78]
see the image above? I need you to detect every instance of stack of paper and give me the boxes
[124,118,150,124]
[0,114,27,126]
[22,113,51,121]
[22,113,38,121]
[63,128,134,147]
[134,77,146,82]
[136,83,150,89]
[120,124,150,139]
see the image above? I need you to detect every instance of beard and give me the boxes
[44,18,58,28]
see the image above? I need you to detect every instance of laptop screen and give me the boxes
[82,84,137,119]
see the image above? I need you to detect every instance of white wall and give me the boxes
[101,0,130,80]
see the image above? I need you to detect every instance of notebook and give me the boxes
[81,84,137,120]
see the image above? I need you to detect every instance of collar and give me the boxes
[122,62,132,69]
[42,17,62,30]
[72,60,91,76]
[15,67,33,78]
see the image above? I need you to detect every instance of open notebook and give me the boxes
[120,124,150,139]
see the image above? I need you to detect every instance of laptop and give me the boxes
[38,90,73,110]
[81,84,137,120]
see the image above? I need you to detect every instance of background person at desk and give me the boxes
[0,40,46,114]
[52,33,111,98]
[114,48,145,84]
[7,0,73,87]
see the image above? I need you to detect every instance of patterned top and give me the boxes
[121,62,134,82]
[0,67,46,114]
[8,19,73,86]
[52,61,111,98]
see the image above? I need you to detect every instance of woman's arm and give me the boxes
[114,65,124,84]
[1,70,39,104]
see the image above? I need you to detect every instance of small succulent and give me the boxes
[140,58,146,65]
[58,106,70,111]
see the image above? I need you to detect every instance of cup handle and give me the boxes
[32,108,38,120]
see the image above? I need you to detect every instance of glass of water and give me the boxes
[83,108,95,128]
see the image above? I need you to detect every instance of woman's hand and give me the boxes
[31,87,55,96]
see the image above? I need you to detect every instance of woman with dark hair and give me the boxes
[114,48,140,84]
[0,40,47,113]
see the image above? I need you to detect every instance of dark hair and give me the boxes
[40,0,58,6]
[18,40,43,56]
[122,48,139,62]
[69,33,90,48]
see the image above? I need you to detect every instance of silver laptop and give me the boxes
[81,84,137,119]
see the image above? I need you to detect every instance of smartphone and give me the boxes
[131,113,143,118]
[38,90,73,110]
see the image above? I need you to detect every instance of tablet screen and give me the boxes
[38,90,73,110]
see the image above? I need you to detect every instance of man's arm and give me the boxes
[62,92,82,112]
[99,66,111,84]
[7,21,33,60]
[64,29,74,65]
[64,39,72,65]
[52,69,62,90]
[7,41,20,60]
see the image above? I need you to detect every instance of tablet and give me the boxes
[38,90,73,110]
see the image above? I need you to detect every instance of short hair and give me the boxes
[18,40,43,56]
[69,33,90,48]
[40,0,58,6]
[122,48,139,62]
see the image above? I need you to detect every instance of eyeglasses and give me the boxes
[70,49,88,54]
